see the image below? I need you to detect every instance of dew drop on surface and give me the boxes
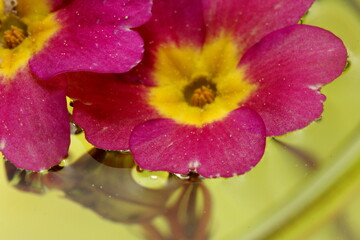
[343,60,351,73]
[0,139,6,150]
[174,173,190,180]
[131,167,169,190]
[39,169,48,174]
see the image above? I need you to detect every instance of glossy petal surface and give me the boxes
[30,0,152,79]
[70,0,347,178]
[139,0,205,46]
[130,108,266,178]
[120,0,314,85]
[122,0,205,86]
[67,72,159,150]
[240,25,347,136]
[203,0,314,54]
[0,67,69,171]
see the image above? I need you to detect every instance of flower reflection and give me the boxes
[5,148,212,239]
[272,138,318,171]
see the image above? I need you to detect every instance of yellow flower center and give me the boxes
[149,33,258,127]
[0,0,60,80]
[183,76,217,108]
[4,25,26,49]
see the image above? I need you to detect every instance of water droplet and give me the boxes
[131,167,169,189]
[343,60,351,73]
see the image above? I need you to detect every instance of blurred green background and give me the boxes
[1,0,360,239]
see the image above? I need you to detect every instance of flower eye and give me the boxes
[183,76,217,108]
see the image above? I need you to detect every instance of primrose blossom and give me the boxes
[69,0,347,178]
[0,0,152,171]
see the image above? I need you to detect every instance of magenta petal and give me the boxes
[240,25,347,87]
[203,0,314,53]
[246,86,326,136]
[120,0,206,86]
[130,108,266,178]
[67,72,159,150]
[0,67,70,171]
[139,0,205,46]
[49,0,71,11]
[30,0,152,79]
[240,25,347,136]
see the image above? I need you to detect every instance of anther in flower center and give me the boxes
[184,77,217,108]
[191,86,216,107]
[1,14,29,49]
[4,25,26,49]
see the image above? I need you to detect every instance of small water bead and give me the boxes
[131,166,169,190]
[3,0,17,14]
[343,60,351,73]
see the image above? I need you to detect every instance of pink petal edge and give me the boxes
[29,0,153,80]
[240,24,347,136]
[203,0,315,54]
[0,67,70,171]
[120,0,206,86]
[66,72,159,150]
[130,107,266,178]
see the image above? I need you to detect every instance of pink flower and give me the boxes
[0,0,152,171]
[69,0,347,178]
